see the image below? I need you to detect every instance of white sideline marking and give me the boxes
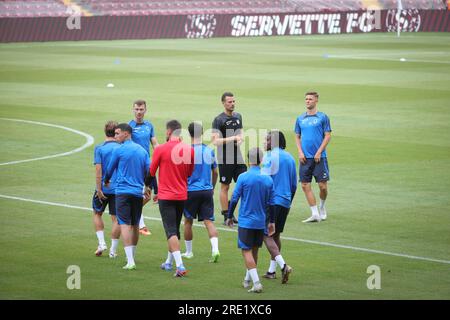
[1,193,449,265]
[0,118,94,166]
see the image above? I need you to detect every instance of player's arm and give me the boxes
[151,137,159,149]
[95,164,107,200]
[211,167,218,191]
[314,132,331,163]
[211,131,240,146]
[295,134,306,164]
[104,150,119,187]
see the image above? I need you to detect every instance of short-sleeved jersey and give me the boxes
[188,144,217,192]
[105,140,150,197]
[229,166,274,230]
[93,140,120,194]
[150,139,195,201]
[212,112,244,164]
[261,147,297,208]
[128,120,155,156]
[294,111,331,158]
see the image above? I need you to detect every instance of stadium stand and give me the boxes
[0,0,447,18]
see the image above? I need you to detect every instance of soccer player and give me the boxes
[226,148,274,293]
[92,121,121,258]
[212,92,246,225]
[181,122,220,262]
[104,123,150,270]
[261,130,296,283]
[294,91,332,223]
[129,99,159,236]
[147,120,194,277]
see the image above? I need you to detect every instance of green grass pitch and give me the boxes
[0,33,449,300]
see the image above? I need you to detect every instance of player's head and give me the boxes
[133,99,147,122]
[115,123,132,143]
[188,122,203,140]
[104,120,118,138]
[221,92,235,113]
[305,91,319,110]
[266,130,286,151]
[248,147,263,166]
[166,120,182,140]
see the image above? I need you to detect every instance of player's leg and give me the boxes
[116,195,136,269]
[160,200,186,277]
[139,197,151,236]
[300,160,321,222]
[220,183,230,224]
[182,217,194,258]
[92,191,107,256]
[181,191,198,259]
[314,158,330,220]
[200,190,220,262]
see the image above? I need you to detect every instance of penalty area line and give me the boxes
[0,193,449,265]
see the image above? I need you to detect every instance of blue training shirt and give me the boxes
[105,139,150,197]
[261,147,297,208]
[93,140,120,195]
[229,166,274,230]
[188,144,217,192]
[294,111,331,158]
[129,120,155,156]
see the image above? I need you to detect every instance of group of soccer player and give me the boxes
[91,91,331,293]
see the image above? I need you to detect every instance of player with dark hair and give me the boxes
[92,121,121,257]
[129,99,159,236]
[212,92,246,225]
[295,91,332,223]
[181,122,220,262]
[148,120,194,277]
[261,130,296,283]
[104,123,150,270]
[226,147,274,293]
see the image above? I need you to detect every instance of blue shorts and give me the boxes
[299,158,330,183]
[92,191,116,215]
[238,227,264,250]
[184,190,214,222]
[115,194,143,226]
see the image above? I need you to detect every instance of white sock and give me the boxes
[310,205,319,217]
[244,270,251,281]
[275,255,286,269]
[210,237,219,254]
[185,240,193,254]
[165,251,173,264]
[124,246,135,265]
[110,239,119,253]
[96,231,106,246]
[268,260,277,273]
[320,199,326,210]
[172,251,183,268]
[139,215,146,229]
[248,268,260,284]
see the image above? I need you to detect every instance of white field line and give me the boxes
[0,118,94,166]
[1,193,449,265]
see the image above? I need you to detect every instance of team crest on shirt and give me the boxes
[221,177,226,182]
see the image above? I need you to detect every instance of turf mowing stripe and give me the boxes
[0,118,94,166]
[1,193,449,266]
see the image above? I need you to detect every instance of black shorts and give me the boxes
[299,158,330,183]
[238,227,264,250]
[159,200,185,240]
[184,190,214,222]
[218,163,247,185]
[92,191,116,215]
[271,205,290,234]
[115,194,143,225]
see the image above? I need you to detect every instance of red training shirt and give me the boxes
[150,138,194,201]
